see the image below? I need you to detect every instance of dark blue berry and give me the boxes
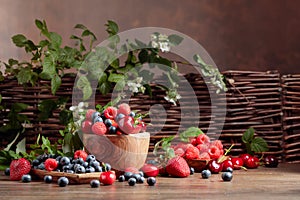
[86,155,96,163]
[138,171,144,177]
[37,163,45,170]
[147,177,156,186]
[93,116,103,124]
[60,157,71,166]
[94,165,103,172]
[225,167,233,173]
[104,163,112,171]
[58,177,69,187]
[129,111,135,117]
[132,173,142,182]
[116,113,125,121]
[190,167,195,175]
[124,172,133,181]
[222,172,233,182]
[138,176,145,184]
[85,166,95,173]
[92,112,101,122]
[104,119,112,127]
[32,159,40,166]
[75,166,86,174]
[66,170,74,174]
[201,169,211,179]
[108,126,117,134]
[4,168,10,176]
[90,160,100,168]
[83,162,89,168]
[21,174,31,183]
[62,164,72,171]
[44,175,53,183]
[128,177,136,186]
[55,156,62,162]
[118,175,125,182]
[90,179,100,188]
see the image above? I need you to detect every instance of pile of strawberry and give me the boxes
[81,103,147,135]
[172,134,224,161]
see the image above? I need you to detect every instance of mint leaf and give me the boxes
[242,127,255,143]
[251,137,269,153]
[168,34,183,46]
[179,127,203,142]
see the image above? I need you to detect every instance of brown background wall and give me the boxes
[0,0,300,74]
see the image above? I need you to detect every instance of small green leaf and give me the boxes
[16,68,33,85]
[76,76,93,100]
[251,137,269,153]
[108,73,124,83]
[35,19,44,29]
[16,138,26,154]
[138,49,148,64]
[48,32,62,49]
[74,24,87,30]
[51,74,61,95]
[12,34,27,47]
[242,127,255,143]
[98,82,111,95]
[105,20,119,35]
[12,103,28,112]
[168,34,183,46]
[179,127,203,142]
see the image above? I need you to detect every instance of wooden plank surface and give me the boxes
[0,163,300,200]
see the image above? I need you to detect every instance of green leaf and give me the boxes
[48,32,62,49]
[74,24,87,30]
[40,54,56,80]
[12,103,28,112]
[38,99,57,121]
[138,49,148,64]
[16,138,26,154]
[193,54,206,67]
[179,127,203,142]
[105,20,119,35]
[12,34,27,47]
[250,137,269,153]
[16,68,33,85]
[108,73,124,83]
[168,34,183,46]
[242,127,255,143]
[98,82,111,95]
[62,132,73,153]
[51,74,61,95]
[134,39,147,49]
[35,19,44,29]
[76,76,93,100]
[4,132,20,151]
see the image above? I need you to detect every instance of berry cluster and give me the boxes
[172,134,224,160]
[81,103,147,135]
[118,167,156,186]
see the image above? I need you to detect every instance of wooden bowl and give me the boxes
[186,159,209,172]
[83,132,150,171]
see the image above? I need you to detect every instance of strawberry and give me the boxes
[103,106,117,120]
[185,145,200,160]
[10,158,31,181]
[85,109,96,121]
[74,150,88,161]
[92,122,107,135]
[166,156,190,178]
[140,164,159,177]
[81,120,93,133]
[117,103,131,115]
[44,158,58,171]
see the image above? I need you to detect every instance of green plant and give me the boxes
[242,127,269,155]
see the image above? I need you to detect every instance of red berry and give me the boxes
[263,155,278,168]
[221,160,233,171]
[231,157,244,170]
[85,109,96,121]
[174,148,185,157]
[117,116,135,134]
[208,145,221,159]
[244,156,260,169]
[92,122,107,135]
[99,171,116,185]
[185,145,200,160]
[199,152,210,160]
[208,159,222,174]
[166,156,190,178]
[141,164,159,177]
[10,158,31,181]
[239,153,252,166]
[74,150,88,161]
[103,106,117,120]
[196,143,209,153]
[195,134,210,145]
[81,120,93,133]
[44,158,58,171]
[117,103,131,115]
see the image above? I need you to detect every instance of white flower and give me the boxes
[151,41,159,48]
[159,42,170,52]
[78,102,85,108]
[69,106,76,111]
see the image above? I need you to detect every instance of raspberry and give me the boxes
[210,140,223,151]
[174,148,185,157]
[199,152,211,160]
[81,120,93,133]
[92,122,107,135]
[196,143,209,153]
[85,109,96,121]
[117,103,131,115]
[185,145,200,160]
[208,145,221,159]
[103,106,117,120]
[44,158,58,171]
[195,134,210,145]
[74,150,88,161]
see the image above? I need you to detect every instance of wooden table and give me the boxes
[0,163,300,200]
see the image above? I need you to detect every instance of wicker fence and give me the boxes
[1,71,300,163]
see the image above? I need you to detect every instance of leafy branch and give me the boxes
[242,127,269,155]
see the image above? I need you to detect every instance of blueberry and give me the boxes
[66,170,75,174]
[225,167,233,173]
[90,179,100,188]
[108,126,117,134]
[85,166,95,173]
[116,113,125,121]
[60,157,71,166]
[132,173,142,182]
[57,177,69,187]
[190,167,195,175]
[124,171,133,181]
[118,175,125,182]
[4,168,10,176]
[93,116,103,124]
[128,177,136,186]
[44,175,53,183]
[129,111,135,117]
[86,155,96,163]
[90,160,100,168]
[94,165,103,172]
[147,177,156,186]
[77,158,85,165]
[104,119,112,127]
[82,162,89,168]
[73,164,81,171]
[222,172,233,182]
[21,174,31,183]
[138,176,145,184]
[92,112,101,121]
[75,166,86,174]
[55,156,62,162]
[32,159,40,166]
[37,163,45,170]
[104,163,112,171]
[62,164,72,171]
[201,169,211,179]
[138,171,144,178]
